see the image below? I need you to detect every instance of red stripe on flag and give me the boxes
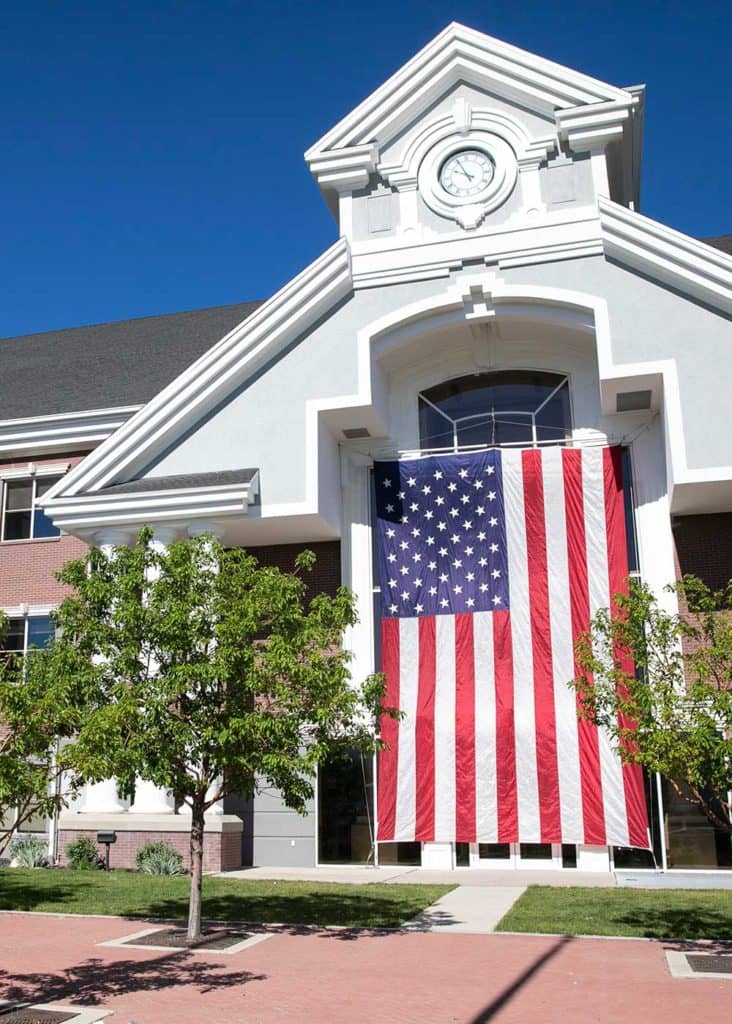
[563,449,606,846]
[522,450,562,843]
[415,616,436,841]
[493,609,518,843]
[377,617,400,841]
[455,613,476,842]
[603,447,650,849]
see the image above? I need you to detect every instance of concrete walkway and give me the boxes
[403,884,527,933]
[219,864,617,887]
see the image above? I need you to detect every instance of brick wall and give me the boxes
[58,827,242,872]
[673,512,732,590]
[248,540,341,599]
[0,453,90,608]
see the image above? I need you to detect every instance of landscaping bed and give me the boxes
[0,869,453,929]
[496,885,732,940]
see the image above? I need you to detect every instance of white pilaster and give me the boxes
[340,452,376,690]
[631,418,678,612]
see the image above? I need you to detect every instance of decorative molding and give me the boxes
[598,198,732,315]
[307,144,378,193]
[306,22,633,162]
[42,475,260,535]
[43,239,353,500]
[0,406,141,457]
[0,462,69,481]
[556,100,631,150]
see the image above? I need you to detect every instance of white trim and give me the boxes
[1,604,57,618]
[599,197,732,315]
[0,463,69,481]
[44,240,352,501]
[0,406,140,457]
[306,22,635,194]
[42,475,260,533]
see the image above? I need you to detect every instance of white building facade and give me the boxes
[5,24,731,873]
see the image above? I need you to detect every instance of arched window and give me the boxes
[418,370,571,451]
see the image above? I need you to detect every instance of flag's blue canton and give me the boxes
[374,451,510,619]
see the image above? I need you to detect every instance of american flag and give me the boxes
[374,445,649,849]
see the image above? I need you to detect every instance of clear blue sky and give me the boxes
[1,0,729,337]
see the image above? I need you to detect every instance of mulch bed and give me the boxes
[121,927,251,951]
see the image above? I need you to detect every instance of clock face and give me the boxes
[439,149,495,198]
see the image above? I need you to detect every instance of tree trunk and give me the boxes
[187,797,206,941]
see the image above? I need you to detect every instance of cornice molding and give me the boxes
[0,406,141,457]
[41,475,259,534]
[44,239,353,500]
[305,23,636,195]
[599,198,732,315]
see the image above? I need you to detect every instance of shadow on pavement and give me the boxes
[468,935,573,1023]
[0,952,266,1006]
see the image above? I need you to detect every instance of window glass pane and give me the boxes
[318,751,374,864]
[1,619,25,653]
[34,475,62,499]
[479,843,511,860]
[33,508,60,539]
[419,371,570,451]
[3,510,32,540]
[519,843,553,860]
[662,778,731,869]
[5,480,33,510]
[27,616,53,651]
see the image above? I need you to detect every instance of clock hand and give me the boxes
[456,158,474,181]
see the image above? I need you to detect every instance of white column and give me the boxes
[339,453,375,689]
[82,778,128,813]
[188,521,226,816]
[129,526,179,815]
[78,529,136,815]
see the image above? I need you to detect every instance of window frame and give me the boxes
[0,613,55,662]
[0,472,63,542]
[417,370,572,454]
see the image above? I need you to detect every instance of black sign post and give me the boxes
[96,830,117,871]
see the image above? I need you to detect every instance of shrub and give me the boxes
[9,834,48,868]
[66,835,102,870]
[135,841,184,875]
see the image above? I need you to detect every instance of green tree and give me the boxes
[34,530,391,939]
[572,576,732,833]
[0,611,88,855]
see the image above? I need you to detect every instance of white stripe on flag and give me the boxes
[434,613,456,841]
[502,449,541,843]
[582,448,630,847]
[542,446,583,841]
[395,616,419,841]
[473,610,497,842]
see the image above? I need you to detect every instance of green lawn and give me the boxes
[497,885,732,940]
[0,869,452,929]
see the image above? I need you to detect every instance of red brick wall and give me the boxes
[58,827,242,872]
[673,513,732,591]
[248,540,341,600]
[0,453,90,608]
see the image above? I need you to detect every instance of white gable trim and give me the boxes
[0,406,141,457]
[307,23,632,159]
[44,239,352,500]
[599,198,732,315]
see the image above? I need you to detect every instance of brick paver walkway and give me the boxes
[0,912,727,1023]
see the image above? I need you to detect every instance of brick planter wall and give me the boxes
[58,827,242,873]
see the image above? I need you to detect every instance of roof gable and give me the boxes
[305,23,640,196]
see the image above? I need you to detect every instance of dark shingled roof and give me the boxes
[702,235,732,255]
[96,469,258,495]
[0,300,263,420]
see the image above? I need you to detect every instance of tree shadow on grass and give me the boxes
[0,951,266,1006]
[0,878,80,912]
[145,891,449,933]
[615,907,732,942]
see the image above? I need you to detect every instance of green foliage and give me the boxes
[135,841,184,875]
[572,575,732,831]
[0,610,89,856]
[30,529,396,936]
[66,835,101,870]
[9,834,48,868]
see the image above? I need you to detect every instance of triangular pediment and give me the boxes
[305,23,639,195]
